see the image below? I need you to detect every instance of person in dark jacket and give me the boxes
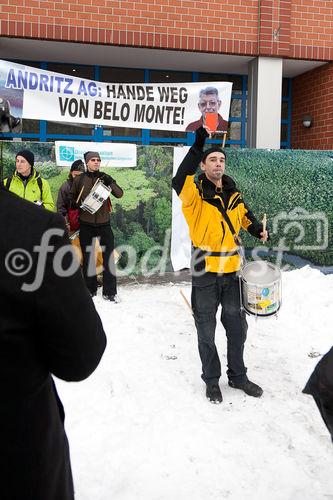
[70,151,124,302]
[303,346,333,442]
[172,126,268,404]
[0,184,107,500]
[57,159,85,232]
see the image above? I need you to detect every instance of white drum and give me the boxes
[80,179,111,214]
[240,260,282,317]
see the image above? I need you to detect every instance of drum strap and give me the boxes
[219,203,242,246]
[218,204,247,264]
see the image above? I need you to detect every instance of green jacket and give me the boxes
[3,169,55,212]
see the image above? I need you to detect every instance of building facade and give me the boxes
[0,0,332,149]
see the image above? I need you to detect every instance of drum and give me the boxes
[240,260,282,317]
[70,231,120,275]
[80,179,111,214]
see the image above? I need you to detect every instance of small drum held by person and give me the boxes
[70,151,124,302]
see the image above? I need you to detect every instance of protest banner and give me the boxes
[0,59,233,133]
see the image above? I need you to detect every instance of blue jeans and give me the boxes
[191,272,248,385]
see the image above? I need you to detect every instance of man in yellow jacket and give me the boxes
[172,126,268,404]
[3,149,55,211]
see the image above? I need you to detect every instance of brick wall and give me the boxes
[291,62,333,149]
[0,0,332,61]
[290,0,333,60]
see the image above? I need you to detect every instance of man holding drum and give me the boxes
[70,151,123,302]
[172,127,268,404]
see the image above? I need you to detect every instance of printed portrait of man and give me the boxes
[185,86,229,133]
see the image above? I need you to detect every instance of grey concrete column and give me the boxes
[247,57,283,149]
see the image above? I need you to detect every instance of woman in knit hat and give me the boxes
[2,149,55,211]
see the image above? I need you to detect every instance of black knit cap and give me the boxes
[201,147,226,164]
[70,159,85,172]
[16,149,34,168]
[84,151,101,164]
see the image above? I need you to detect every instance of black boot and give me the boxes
[206,384,223,404]
[228,379,263,398]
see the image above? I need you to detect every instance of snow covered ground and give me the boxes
[56,266,333,500]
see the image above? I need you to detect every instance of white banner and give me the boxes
[0,59,232,133]
[170,147,192,271]
[55,141,137,167]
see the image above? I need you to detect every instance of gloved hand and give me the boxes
[100,173,115,187]
[194,126,209,150]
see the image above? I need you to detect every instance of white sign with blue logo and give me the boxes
[55,141,137,167]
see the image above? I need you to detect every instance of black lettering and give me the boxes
[125,85,136,100]
[120,103,130,121]
[179,87,188,104]
[94,101,103,119]
[111,102,120,120]
[157,86,170,102]
[134,104,145,122]
[170,88,179,103]
[136,86,146,100]
[63,98,88,117]
[59,97,69,116]
[106,85,116,99]
[102,101,113,120]
[155,105,164,123]
[146,86,154,101]
[117,85,126,99]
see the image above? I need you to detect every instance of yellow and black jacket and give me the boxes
[172,145,263,274]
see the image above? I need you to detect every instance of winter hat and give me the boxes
[70,159,85,172]
[84,151,101,164]
[16,149,34,168]
[201,147,226,164]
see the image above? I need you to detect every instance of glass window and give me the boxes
[150,130,187,140]
[281,101,289,121]
[47,121,94,136]
[198,73,243,95]
[230,98,242,118]
[18,61,42,69]
[149,71,192,83]
[282,78,289,98]
[280,124,288,143]
[228,122,241,141]
[103,126,141,139]
[21,119,39,134]
[99,67,145,83]
[46,63,94,80]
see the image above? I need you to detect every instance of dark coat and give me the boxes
[303,346,333,442]
[0,186,107,500]
[56,177,73,217]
